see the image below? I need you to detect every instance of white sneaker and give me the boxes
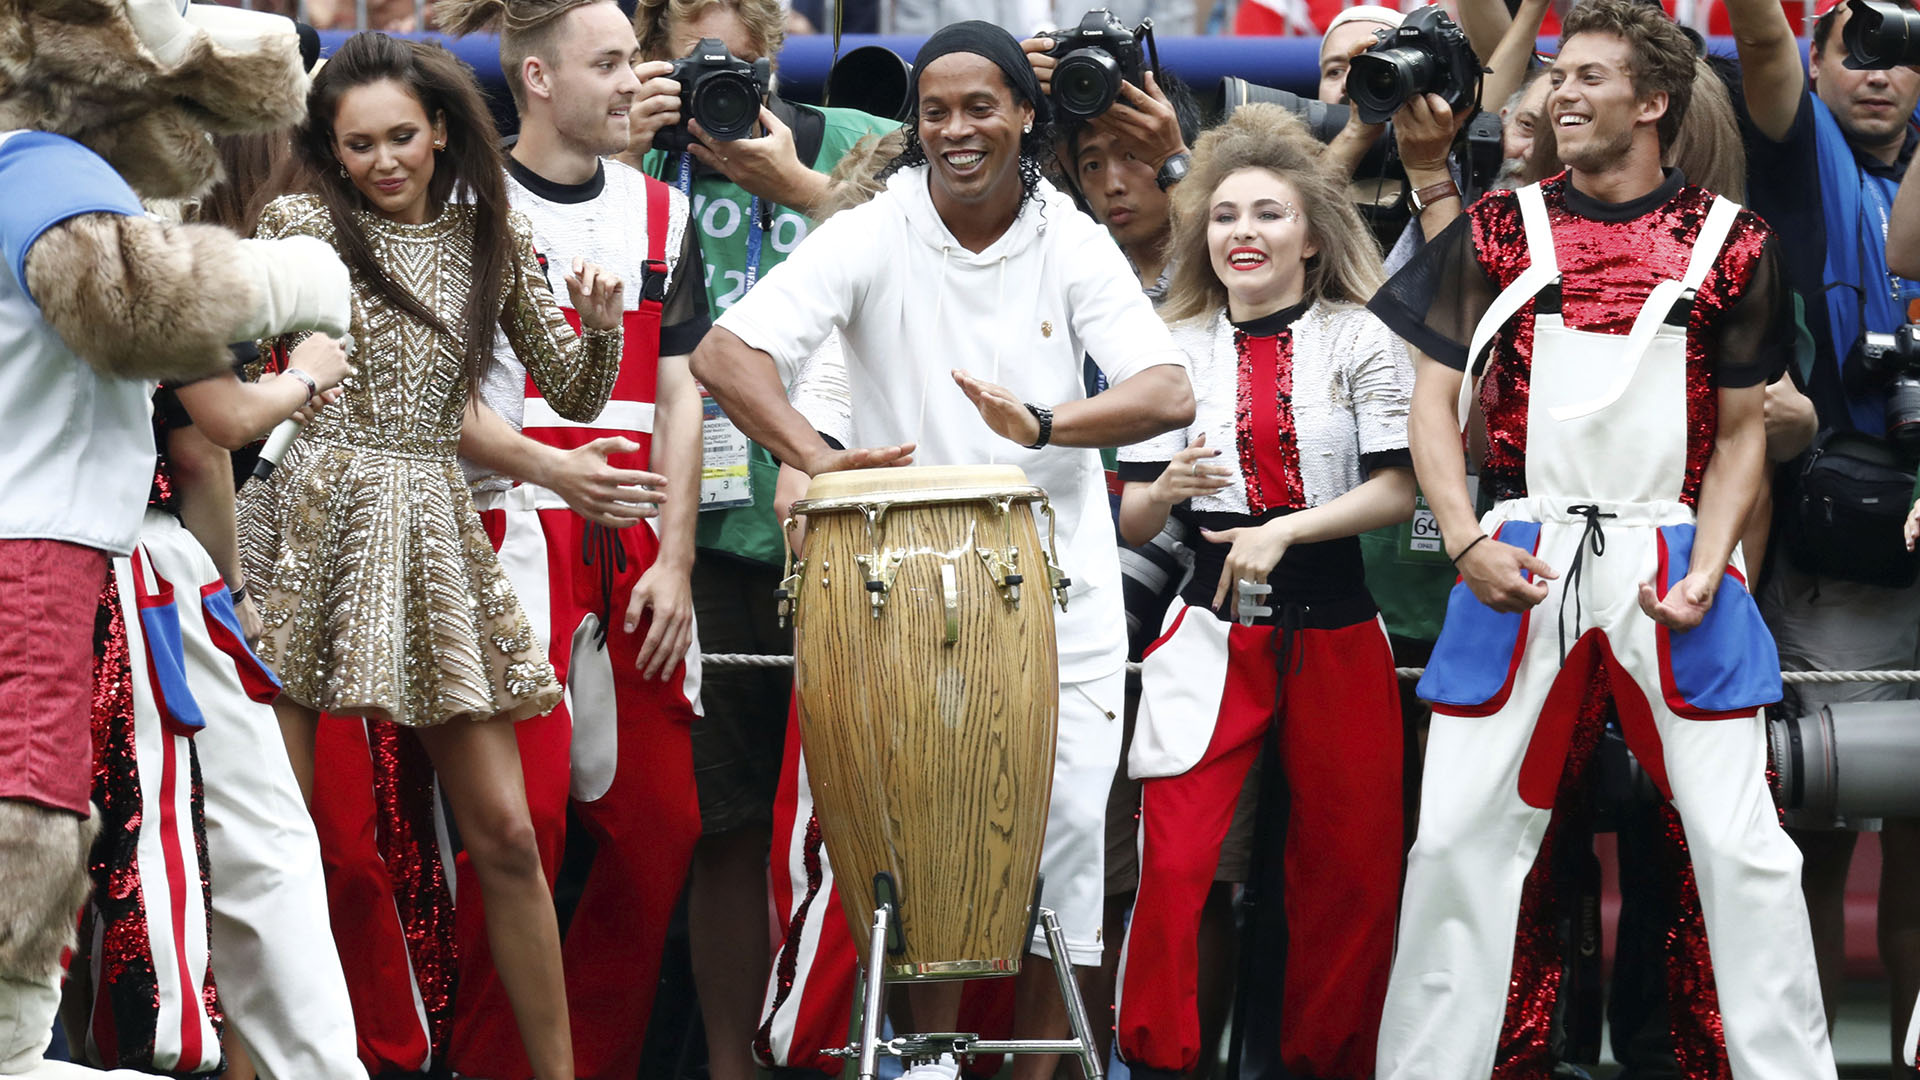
[899,1053,960,1080]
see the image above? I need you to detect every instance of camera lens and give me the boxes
[693,72,758,141]
[1348,47,1433,125]
[1843,0,1920,69]
[1053,48,1122,119]
[1887,373,1920,454]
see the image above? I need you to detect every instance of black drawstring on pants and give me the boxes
[1266,602,1307,720]
[581,522,628,648]
[1559,504,1616,660]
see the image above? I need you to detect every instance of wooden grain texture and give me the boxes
[792,466,1059,980]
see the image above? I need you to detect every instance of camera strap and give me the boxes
[678,151,766,291]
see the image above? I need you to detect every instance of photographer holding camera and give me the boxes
[1725,0,1920,1061]
[614,3,894,1079]
[1312,0,1544,255]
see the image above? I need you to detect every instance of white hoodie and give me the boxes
[716,164,1187,682]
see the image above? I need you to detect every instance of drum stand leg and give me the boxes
[837,904,1106,1080]
[856,904,891,1080]
[1039,907,1106,1080]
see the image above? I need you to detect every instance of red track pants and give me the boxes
[446,504,701,1080]
[1116,608,1403,1078]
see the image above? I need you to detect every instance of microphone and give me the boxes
[252,417,302,481]
[251,333,352,482]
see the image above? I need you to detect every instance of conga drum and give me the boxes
[786,464,1065,980]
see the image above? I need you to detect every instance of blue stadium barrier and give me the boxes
[316,28,1759,128]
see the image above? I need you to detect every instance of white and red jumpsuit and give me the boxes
[1111,300,1409,1079]
[83,388,362,1079]
[442,158,707,1080]
[1369,175,1835,1080]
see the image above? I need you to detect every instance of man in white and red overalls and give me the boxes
[442,2,709,1077]
[1366,2,1837,1077]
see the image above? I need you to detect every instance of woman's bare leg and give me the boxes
[271,699,319,805]
[415,718,572,1080]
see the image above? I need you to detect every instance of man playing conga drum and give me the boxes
[690,20,1194,1075]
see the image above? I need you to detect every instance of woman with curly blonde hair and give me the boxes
[1113,102,1414,1080]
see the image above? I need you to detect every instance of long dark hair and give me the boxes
[294,31,517,394]
[196,131,299,236]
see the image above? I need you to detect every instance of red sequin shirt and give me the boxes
[1369,170,1790,508]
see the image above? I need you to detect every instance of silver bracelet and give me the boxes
[285,368,318,404]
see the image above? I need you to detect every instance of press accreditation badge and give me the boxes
[700,385,753,511]
[1399,476,1478,562]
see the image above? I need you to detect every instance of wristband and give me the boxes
[1450,533,1490,566]
[229,582,248,605]
[285,367,318,404]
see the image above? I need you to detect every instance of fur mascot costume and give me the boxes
[0,0,349,1075]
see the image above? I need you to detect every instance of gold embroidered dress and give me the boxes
[245,193,620,727]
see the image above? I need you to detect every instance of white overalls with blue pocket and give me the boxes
[1375,183,1837,1080]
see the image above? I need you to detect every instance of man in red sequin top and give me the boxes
[1365,2,1834,1077]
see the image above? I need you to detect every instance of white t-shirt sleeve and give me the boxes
[1118,320,1205,464]
[1064,220,1188,386]
[713,209,870,369]
[1348,312,1414,457]
[790,331,852,447]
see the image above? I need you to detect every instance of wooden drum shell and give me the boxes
[790,466,1059,981]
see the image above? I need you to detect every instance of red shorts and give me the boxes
[0,538,109,815]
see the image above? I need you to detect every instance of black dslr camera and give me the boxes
[1847,324,1920,450]
[1347,4,1481,125]
[1042,9,1159,121]
[656,37,771,153]
[1841,0,1920,69]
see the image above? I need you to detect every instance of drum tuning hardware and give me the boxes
[976,547,1025,606]
[775,560,804,629]
[941,562,961,645]
[1038,500,1071,611]
[855,549,905,615]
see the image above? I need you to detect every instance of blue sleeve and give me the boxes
[0,131,146,303]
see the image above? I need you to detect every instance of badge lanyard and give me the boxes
[679,152,764,293]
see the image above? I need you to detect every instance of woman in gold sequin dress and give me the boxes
[246,32,622,1079]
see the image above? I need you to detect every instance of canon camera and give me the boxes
[1042,9,1159,121]
[656,37,771,154]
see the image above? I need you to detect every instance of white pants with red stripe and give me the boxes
[84,513,360,1078]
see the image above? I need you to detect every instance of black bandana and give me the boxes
[911,20,1051,124]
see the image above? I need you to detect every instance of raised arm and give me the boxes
[1722,0,1808,142]
[1481,0,1550,123]
[500,226,625,422]
[1891,162,1920,278]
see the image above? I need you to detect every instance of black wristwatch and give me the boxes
[1155,151,1192,192]
[1023,403,1053,449]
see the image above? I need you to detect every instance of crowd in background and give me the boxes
[28,0,1920,1078]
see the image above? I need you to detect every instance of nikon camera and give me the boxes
[1347,4,1481,125]
[655,37,771,154]
[1042,9,1158,121]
